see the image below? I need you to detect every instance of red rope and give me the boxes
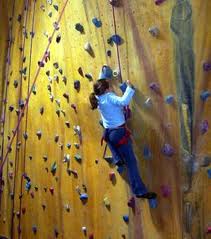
[0,0,69,174]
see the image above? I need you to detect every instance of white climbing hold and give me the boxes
[149,26,160,37]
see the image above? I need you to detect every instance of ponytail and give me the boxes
[89,92,98,110]
[89,80,109,110]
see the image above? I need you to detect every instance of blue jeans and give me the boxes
[104,127,148,195]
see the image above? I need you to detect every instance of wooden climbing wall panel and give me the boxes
[0,0,211,239]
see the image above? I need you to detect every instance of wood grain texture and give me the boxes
[0,0,211,239]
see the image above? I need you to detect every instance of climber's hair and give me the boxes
[89,79,109,110]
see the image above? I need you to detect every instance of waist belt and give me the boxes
[101,124,131,147]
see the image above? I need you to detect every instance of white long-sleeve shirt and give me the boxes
[97,86,135,129]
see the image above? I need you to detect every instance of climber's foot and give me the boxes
[136,192,157,199]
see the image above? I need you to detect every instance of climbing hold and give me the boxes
[54,228,59,238]
[49,187,54,195]
[56,109,60,117]
[53,21,60,31]
[149,82,159,92]
[127,196,135,209]
[56,34,61,43]
[149,26,160,37]
[109,172,115,181]
[74,154,82,163]
[74,80,80,91]
[53,62,59,69]
[199,120,209,134]
[23,132,28,140]
[54,134,59,142]
[47,0,52,4]
[80,193,88,201]
[78,67,84,77]
[149,198,158,208]
[110,34,123,45]
[89,234,94,239]
[32,85,37,94]
[32,225,37,234]
[44,51,50,62]
[103,197,110,208]
[48,11,52,17]
[36,130,42,139]
[84,42,94,56]
[30,191,35,198]
[25,181,31,191]
[82,226,87,235]
[74,143,80,149]
[63,92,69,100]
[75,23,84,33]
[51,162,57,175]
[143,145,152,159]
[53,4,59,11]
[98,65,113,79]
[155,0,166,5]
[62,76,67,85]
[59,68,63,75]
[55,99,61,107]
[92,17,102,28]
[17,14,22,22]
[85,73,93,81]
[109,0,119,7]
[162,143,174,157]
[13,80,19,88]
[46,70,50,76]
[40,106,44,115]
[107,49,111,57]
[203,62,211,71]
[9,105,14,112]
[63,154,70,163]
[66,143,71,149]
[54,75,59,83]
[165,95,174,104]
[123,215,129,223]
[22,208,26,214]
[19,99,25,108]
[200,91,211,101]
[40,5,45,11]
[206,227,211,234]
[160,185,171,197]
[43,155,48,162]
[64,203,70,212]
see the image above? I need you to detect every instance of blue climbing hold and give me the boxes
[80,193,88,201]
[149,198,158,208]
[110,34,123,45]
[143,145,152,160]
[25,181,31,191]
[165,95,174,104]
[123,215,129,223]
[200,91,211,101]
[207,168,211,179]
[119,82,127,93]
[92,18,102,28]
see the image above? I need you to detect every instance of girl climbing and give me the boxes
[89,79,157,199]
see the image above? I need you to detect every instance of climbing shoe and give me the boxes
[136,192,157,199]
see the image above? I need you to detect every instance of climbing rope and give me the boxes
[17,0,36,237]
[0,0,16,210]
[6,0,30,237]
[111,6,122,83]
[0,0,69,179]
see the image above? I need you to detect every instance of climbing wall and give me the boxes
[0,0,211,238]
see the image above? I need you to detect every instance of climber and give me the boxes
[89,79,157,199]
